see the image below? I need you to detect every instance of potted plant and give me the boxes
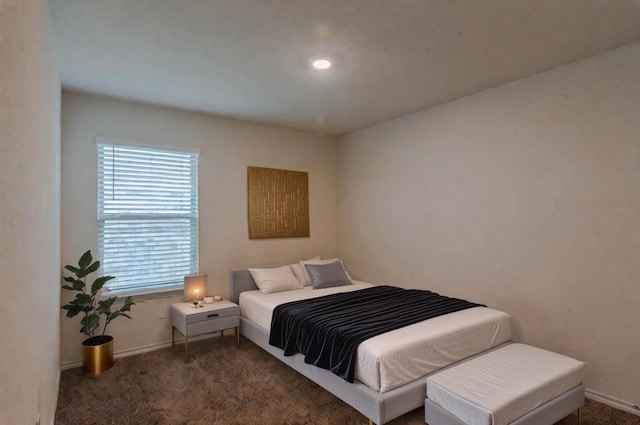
[62,250,135,375]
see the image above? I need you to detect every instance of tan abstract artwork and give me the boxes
[247,166,310,239]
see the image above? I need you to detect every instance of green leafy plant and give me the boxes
[62,250,135,341]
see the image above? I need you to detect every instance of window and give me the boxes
[97,141,198,295]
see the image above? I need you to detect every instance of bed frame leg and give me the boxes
[577,407,582,425]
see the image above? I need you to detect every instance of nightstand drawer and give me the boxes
[186,304,239,324]
[187,314,240,336]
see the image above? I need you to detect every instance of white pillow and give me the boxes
[299,257,352,286]
[248,265,302,294]
[290,256,321,286]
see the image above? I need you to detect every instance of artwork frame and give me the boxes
[247,166,310,239]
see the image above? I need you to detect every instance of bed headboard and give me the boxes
[228,263,287,304]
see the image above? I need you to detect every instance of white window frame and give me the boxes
[97,138,199,297]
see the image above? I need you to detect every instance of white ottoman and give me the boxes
[425,343,585,425]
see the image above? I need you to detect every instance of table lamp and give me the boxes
[184,273,207,306]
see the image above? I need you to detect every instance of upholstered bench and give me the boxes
[425,343,585,425]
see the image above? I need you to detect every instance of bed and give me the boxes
[230,264,512,425]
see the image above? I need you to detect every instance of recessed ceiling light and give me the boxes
[311,58,332,70]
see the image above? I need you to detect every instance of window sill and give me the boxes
[101,285,184,302]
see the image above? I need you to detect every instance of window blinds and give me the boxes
[97,143,198,294]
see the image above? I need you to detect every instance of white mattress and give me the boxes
[239,282,512,393]
[426,343,585,425]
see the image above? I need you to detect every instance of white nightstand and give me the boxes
[170,300,240,362]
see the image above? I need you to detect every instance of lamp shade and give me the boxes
[184,274,207,302]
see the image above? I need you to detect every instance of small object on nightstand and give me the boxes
[203,296,213,304]
[214,295,222,301]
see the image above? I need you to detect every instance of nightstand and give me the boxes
[170,300,240,362]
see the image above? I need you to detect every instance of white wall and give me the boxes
[61,92,339,364]
[339,42,640,406]
[0,1,61,424]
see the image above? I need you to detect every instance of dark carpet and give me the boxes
[56,334,640,424]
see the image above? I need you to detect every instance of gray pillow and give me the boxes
[304,261,352,289]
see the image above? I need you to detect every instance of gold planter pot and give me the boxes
[82,335,114,375]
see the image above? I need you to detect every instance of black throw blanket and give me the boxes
[269,285,485,383]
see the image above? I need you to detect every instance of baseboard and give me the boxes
[60,332,220,371]
[586,388,640,416]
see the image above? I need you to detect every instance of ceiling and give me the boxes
[49,0,640,136]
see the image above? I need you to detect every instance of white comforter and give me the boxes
[239,281,512,393]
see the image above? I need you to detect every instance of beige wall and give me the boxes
[339,42,640,405]
[0,1,61,424]
[60,92,339,364]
